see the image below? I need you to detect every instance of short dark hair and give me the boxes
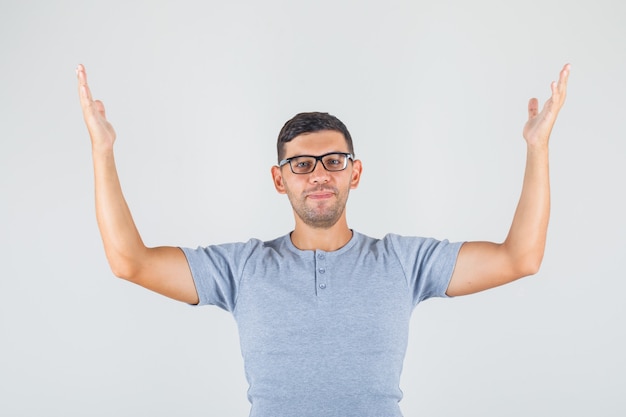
[276,112,354,162]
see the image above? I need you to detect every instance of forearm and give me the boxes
[446,65,568,296]
[92,145,147,278]
[77,65,198,302]
[502,143,550,275]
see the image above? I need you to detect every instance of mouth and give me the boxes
[307,192,335,200]
[305,187,336,200]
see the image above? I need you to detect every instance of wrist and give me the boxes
[91,141,115,159]
[526,140,549,154]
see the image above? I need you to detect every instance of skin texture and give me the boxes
[77,63,570,302]
[446,64,570,296]
[270,130,362,251]
[77,64,198,304]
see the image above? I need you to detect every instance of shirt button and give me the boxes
[319,283,326,289]
[318,268,325,274]
[317,254,325,260]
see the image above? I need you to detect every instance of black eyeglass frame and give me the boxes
[278,152,354,174]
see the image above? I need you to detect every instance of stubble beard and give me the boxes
[287,185,348,229]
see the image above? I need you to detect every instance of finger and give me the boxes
[556,63,571,95]
[76,64,93,106]
[550,80,558,98]
[528,98,539,119]
[94,100,106,119]
[559,63,571,83]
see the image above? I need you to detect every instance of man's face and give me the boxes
[271,130,362,229]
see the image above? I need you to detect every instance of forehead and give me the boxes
[283,130,349,157]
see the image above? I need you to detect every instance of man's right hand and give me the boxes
[77,64,116,151]
[78,64,198,305]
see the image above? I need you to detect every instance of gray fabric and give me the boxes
[181,231,462,417]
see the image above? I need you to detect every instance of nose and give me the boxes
[309,159,330,183]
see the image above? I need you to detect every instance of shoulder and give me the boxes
[353,232,437,250]
[181,234,291,263]
[352,232,462,261]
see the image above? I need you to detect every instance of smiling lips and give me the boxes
[305,188,336,200]
[308,192,334,200]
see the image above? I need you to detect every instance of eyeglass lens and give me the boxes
[290,153,348,174]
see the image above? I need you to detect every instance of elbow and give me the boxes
[109,263,134,281]
[107,255,142,282]
[502,239,546,278]
[514,252,544,277]
[521,262,541,277]
[105,244,153,284]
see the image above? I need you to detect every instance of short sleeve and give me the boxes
[386,234,463,306]
[180,239,261,311]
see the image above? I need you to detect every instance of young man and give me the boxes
[77,63,570,417]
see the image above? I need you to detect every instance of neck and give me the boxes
[290,216,353,252]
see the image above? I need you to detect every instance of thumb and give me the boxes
[527,98,538,120]
[94,100,107,119]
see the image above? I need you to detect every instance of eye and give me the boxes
[323,154,345,167]
[295,160,312,169]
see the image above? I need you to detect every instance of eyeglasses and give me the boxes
[279,152,353,175]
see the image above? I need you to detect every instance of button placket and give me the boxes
[315,251,328,293]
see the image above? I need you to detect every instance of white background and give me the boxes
[1,0,625,416]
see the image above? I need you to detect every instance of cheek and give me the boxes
[281,178,302,197]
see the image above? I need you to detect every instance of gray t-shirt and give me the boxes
[182,231,462,417]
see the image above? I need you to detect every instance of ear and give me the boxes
[350,159,362,189]
[271,165,287,194]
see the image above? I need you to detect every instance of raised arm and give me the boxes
[446,64,571,297]
[77,65,198,304]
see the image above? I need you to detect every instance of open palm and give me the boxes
[77,64,116,149]
[523,64,570,147]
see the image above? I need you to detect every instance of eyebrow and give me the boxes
[284,151,350,159]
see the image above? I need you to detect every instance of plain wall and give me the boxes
[1,0,625,416]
